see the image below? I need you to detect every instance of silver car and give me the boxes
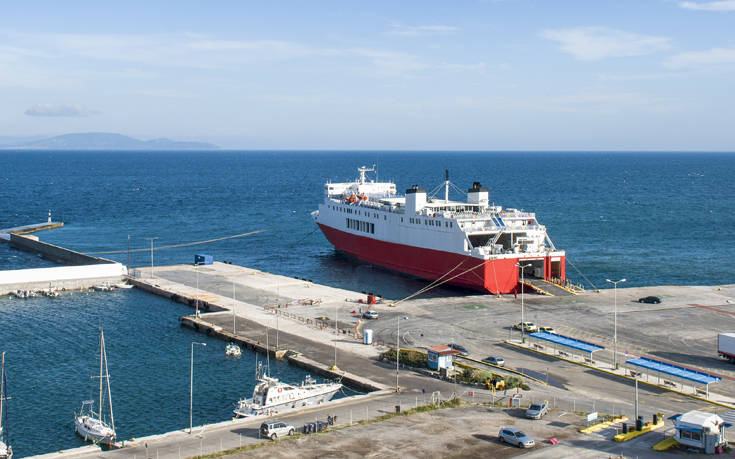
[525,401,549,419]
[259,420,295,440]
[498,427,535,448]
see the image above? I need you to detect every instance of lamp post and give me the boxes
[194,262,200,318]
[332,302,339,371]
[145,237,159,278]
[516,263,532,343]
[190,341,207,434]
[396,315,400,392]
[606,278,626,370]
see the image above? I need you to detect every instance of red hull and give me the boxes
[317,224,564,294]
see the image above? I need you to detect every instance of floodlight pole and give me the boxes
[516,263,532,343]
[606,278,626,370]
[190,341,207,434]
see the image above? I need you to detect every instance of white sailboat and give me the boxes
[74,330,116,445]
[1,352,12,459]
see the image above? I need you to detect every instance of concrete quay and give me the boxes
[0,220,63,241]
[45,260,735,458]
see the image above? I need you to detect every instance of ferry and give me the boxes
[312,166,566,294]
[233,366,342,418]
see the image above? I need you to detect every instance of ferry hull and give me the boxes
[317,224,564,294]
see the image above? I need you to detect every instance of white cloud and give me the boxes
[679,1,735,11]
[25,104,100,117]
[541,26,671,61]
[387,24,458,37]
[664,47,735,68]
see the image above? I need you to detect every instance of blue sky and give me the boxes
[1,0,734,150]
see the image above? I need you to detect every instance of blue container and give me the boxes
[194,254,213,265]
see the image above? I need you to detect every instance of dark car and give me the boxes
[483,356,505,366]
[447,343,469,356]
[638,296,661,304]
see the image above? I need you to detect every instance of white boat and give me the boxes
[93,284,113,292]
[112,282,133,289]
[225,344,242,357]
[233,364,342,418]
[1,353,12,459]
[74,329,116,445]
[11,291,25,299]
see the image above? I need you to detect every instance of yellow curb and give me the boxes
[613,421,664,442]
[653,437,679,451]
[457,355,548,386]
[580,415,628,434]
[504,340,735,410]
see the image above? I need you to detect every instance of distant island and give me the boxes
[1,132,218,150]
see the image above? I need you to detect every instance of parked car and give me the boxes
[525,401,548,419]
[447,343,469,356]
[259,420,295,440]
[498,427,535,448]
[482,356,505,366]
[513,322,538,332]
[539,326,556,334]
[362,310,379,319]
[638,296,661,304]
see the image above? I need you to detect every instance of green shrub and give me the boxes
[379,348,428,368]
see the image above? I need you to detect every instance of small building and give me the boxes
[674,410,727,454]
[427,345,461,371]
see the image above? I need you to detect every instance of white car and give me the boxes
[259,420,295,440]
[525,401,548,419]
[499,427,535,448]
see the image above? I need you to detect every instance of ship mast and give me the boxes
[444,170,449,202]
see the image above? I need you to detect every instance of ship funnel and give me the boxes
[467,182,489,209]
[405,185,426,214]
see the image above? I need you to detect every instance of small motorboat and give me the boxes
[113,282,134,289]
[225,344,242,357]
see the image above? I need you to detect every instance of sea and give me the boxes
[1,150,734,456]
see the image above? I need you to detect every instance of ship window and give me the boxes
[401,218,403,222]
[384,215,387,220]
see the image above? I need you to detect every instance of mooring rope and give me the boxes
[85,229,266,254]
[566,258,596,290]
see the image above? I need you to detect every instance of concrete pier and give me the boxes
[0,220,63,241]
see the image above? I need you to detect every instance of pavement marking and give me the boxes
[689,303,735,316]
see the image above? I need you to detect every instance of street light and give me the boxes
[194,263,200,318]
[145,237,159,278]
[606,278,626,370]
[190,341,207,434]
[516,263,532,343]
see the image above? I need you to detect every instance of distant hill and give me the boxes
[5,132,218,150]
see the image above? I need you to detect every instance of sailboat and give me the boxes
[0,352,12,459]
[74,329,116,445]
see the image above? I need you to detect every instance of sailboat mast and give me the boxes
[98,330,104,418]
[102,331,115,432]
[0,352,5,435]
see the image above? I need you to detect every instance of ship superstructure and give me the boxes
[312,166,566,294]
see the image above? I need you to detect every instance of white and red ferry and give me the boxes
[313,166,566,294]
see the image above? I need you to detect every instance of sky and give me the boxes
[1,0,734,150]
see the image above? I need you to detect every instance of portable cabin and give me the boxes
[675,410,726,454]
[427,345,461,371]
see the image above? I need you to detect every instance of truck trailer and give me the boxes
[717,332,735,362]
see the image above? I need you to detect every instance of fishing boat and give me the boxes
[225,343,242,357]
[74,329,116,445]
[313,166,567,294]
[233,364,342,418]
[1,353,11,459]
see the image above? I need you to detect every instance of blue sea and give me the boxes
[1,150,734,456]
